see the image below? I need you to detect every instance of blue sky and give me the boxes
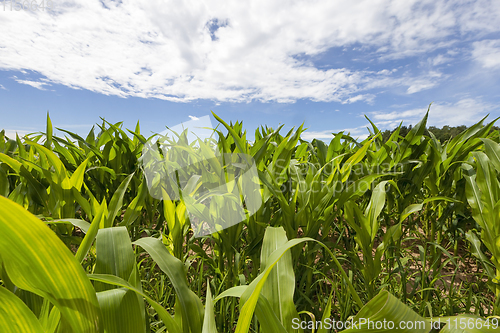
[1,0,500,141]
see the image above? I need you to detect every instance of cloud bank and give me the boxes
[1,0,499,103]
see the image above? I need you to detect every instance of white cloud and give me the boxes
[428,53,453,66]
[406,71,444,94]
[188,115,200,120]
[14,79,51,90]
[0,84,5,90]
[301,130,334,140]
[0,1,499,103]
[370,98,495,128]
[299,97,496,140]
[472,39,500,69]
[2,129,33,138]
[406,82,436,94]
[302,125,369,141]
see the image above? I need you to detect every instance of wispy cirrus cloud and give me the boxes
[472,39,500,69]
[14,78,51,90]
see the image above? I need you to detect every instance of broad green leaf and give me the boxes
[46,218,91,234]
[38,299,61,333]
[70,158,90,190]
[0,152,22,173]
[0,195,101,333]
[400,204,423,223]
[133,237,204,333]
[96,288,145,333]
[94,227,136,292]
[214,285,287,333]
[260,227,302,333]
[0,165,9,197]
[24,140,71,188]
[343,290,431,332]
[94,227,146,332]
[89,274,182,333]
[234,233,363,333]
[0,286,45,333]
[236,237,310,333]
[214,286,248,301]
[254,294,288,333]
[400,197,461,222]
[336,173,397,207]
[482,138,500,173]
[465,231,495,280]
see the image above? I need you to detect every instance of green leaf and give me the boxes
[96,288,146,333]
[343,290,431,332]
[202,281,218,333]
[133,237,204,333]
[0,286,45,333]
[400,204,423,223]
[482,138,500,173]
[212,112,248,154]
[94,227,136,292]
[24,140,70,187]
[465,231,495,280]
[121,181,148,227]
[70,158,90,190]
[94,227,147,332]
[236,235,318,333]
[89,274,182,333]
[105,173,134,228]
[336,173,396,207]
[254,294,289,333]
[75,200,107,264]
[0,195,102,333]
[317,289,334,333]
[214,285,287,333]
[46,218,91,234]
[340,135,378,182]
[260,227,302,333]
[45,112,53,150]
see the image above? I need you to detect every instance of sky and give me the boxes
[1,0,500,141]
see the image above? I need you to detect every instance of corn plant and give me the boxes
[2,111,500,331]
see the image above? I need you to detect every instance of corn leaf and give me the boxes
[0,195,102,333]
[0,286,45,333]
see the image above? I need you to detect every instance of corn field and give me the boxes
[2,110,500,332]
